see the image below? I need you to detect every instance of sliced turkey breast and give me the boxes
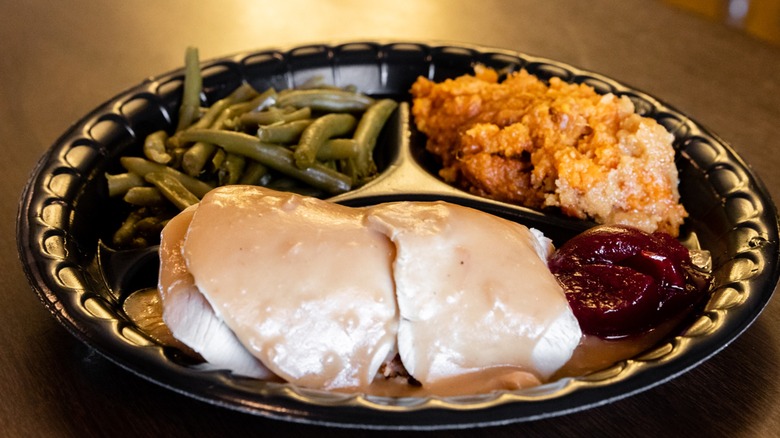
[158,205,274,379]
[158,186,581,393]
[367,202,581,383]
[180,186,398,391]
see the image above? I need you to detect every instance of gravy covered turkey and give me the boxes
[158,185,582,394]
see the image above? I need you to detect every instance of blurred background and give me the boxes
[664,0,780,45]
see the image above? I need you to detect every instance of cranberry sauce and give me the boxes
[548,225,712,338]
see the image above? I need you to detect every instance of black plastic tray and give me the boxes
[16,41,780,430]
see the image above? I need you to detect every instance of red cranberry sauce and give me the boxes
[548,225,712,338]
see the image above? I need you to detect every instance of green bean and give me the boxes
[225,87,277,117]
[339,157,358,182]
[314,139,361,160]
[210,104,235,130]
[352,98,398,179]
[354,99,398,152]
[123,186,167,207]
[189,82,257,131]
[112,209,145,248]
[295,113,356,169]
[168,147,187,169]
[211,147,226,170]
[218,152,246,186]
[143,130,172,164]
[144,172,200,210]
[181,142,217,177]
[276,89,374,112]
[236,107,287,127]
[120,156,213,198]
[176,85,258,175]
[134,216,169,236]
[238,160,269,185]
[180,95,251,176]
[177,129,352,194]
[181,106,238,176]
[297,79,357,94]
[238,106,311,128]
[257,119,313,143]
[176,47,202,131]
[106,172,145,197]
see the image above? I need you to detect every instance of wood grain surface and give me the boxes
[2,1,778,436]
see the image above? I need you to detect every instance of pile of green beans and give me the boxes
[107,47,398,248]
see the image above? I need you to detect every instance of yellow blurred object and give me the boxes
[745,0,780,43]
[663,0,780,45]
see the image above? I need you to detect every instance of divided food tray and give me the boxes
[17,41,779,429]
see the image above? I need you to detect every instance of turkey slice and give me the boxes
[366,201,582,383]
[180,186,398,391]
[158,205,274,379]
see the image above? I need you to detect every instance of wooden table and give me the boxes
[3,1,779,436]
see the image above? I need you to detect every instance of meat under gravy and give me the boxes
[156,185,582,394]
[367,202,580,384]
[181,187,398,391]
[158,205,275,379]
[127,285,680,397]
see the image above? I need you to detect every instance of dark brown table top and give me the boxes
[3,0,779,436]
